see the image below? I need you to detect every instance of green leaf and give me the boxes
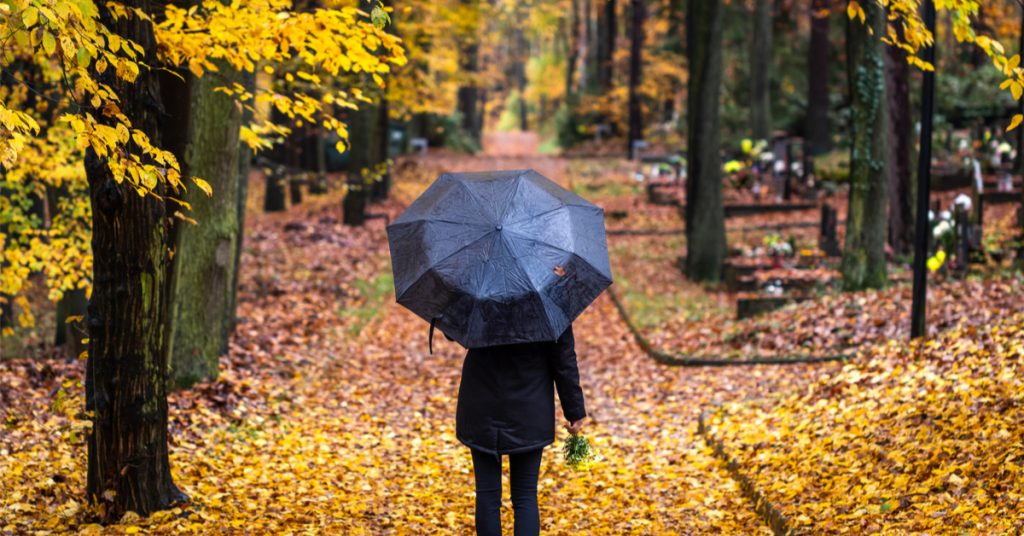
[76,47,91,69]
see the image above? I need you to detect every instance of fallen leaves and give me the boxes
[702,315,1024,533]
[1,154,783,534]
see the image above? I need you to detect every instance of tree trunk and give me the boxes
[566,0,581,100]
[165,65,244,388]
[685,0,726,282]
[597,0,616,92]
[227,71,255,339]
[457,0,481,149]
[750,0,772,141]
[372,97,391,200]
[626,0,645,158]
[344,102,381,226]
[842,3,888,290]
[805,0,830,155]
[264,172,286,212]
[582,0,595,93]
[307,127,328,195]
[54,288,87,355]
[85,0,186,519]
[885,29,914,256]
[513,28,530,132]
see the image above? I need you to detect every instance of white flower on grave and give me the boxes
[953,193,972,212]
[933,220,953,240]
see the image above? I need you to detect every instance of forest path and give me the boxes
[300,150,829,533]
[0,150,828,534]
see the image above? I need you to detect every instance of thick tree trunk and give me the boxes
[805,0,830,155]
[685,0,726,282]
[885,32,914,256]
[626,0,644,158]
[597,0,616,92]
[165,66,244,388]
[842,3,888,290]
[750,0,772,141]
[85,1,185,519]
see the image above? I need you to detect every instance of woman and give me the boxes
[456,325,587,536]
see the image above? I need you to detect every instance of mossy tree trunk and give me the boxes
[685,0,726,282]
[805,0,830,155]
[750,0,772,141]
[164,65,245,388]
[842,3,888,290]
[227,72,255,337]
[85,0,186,519]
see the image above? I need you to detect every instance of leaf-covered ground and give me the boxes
[582,156,1024,360]
[701,315,1024,533]
[3,145,1022,534]
[2,151,815,534]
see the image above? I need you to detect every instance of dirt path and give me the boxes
[293,150,838,533]
[1,150,835,535]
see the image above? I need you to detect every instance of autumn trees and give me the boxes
[1,0,403,518]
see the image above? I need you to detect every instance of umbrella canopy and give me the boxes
[387,169,613,349]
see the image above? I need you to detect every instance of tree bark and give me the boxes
[885,29,914,256]
[343,102,381,226]
[597,0,616,92]
[805,0,830,155]
[518,32,530,132]
[565,0,581,101]
[227,71,256,339]
[372,96,391,200]
[842,3,888,290]
[457,0,481,149]
[165,65,244,388]
[85,0,186,519]
[685,0,726,282]
[626,0,645,158]
[750,0,772,141]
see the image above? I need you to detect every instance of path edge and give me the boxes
[605,287,850,366]
[697,409,801,536]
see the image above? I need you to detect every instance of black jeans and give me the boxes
[470,448,543,536]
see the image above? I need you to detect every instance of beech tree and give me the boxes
[0,0,403,518]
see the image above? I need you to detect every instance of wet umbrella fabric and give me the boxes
[386,169,613,349]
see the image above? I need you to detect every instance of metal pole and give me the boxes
[911,0,936,339]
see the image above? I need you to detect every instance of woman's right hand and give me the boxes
[565,418,585,436]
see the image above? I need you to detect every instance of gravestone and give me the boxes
[819,204,841,257]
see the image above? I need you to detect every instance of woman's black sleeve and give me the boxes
[548,325,587,422]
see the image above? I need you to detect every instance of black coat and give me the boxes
[456,326,587,455]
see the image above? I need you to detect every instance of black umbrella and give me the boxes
[387,169,612,349]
